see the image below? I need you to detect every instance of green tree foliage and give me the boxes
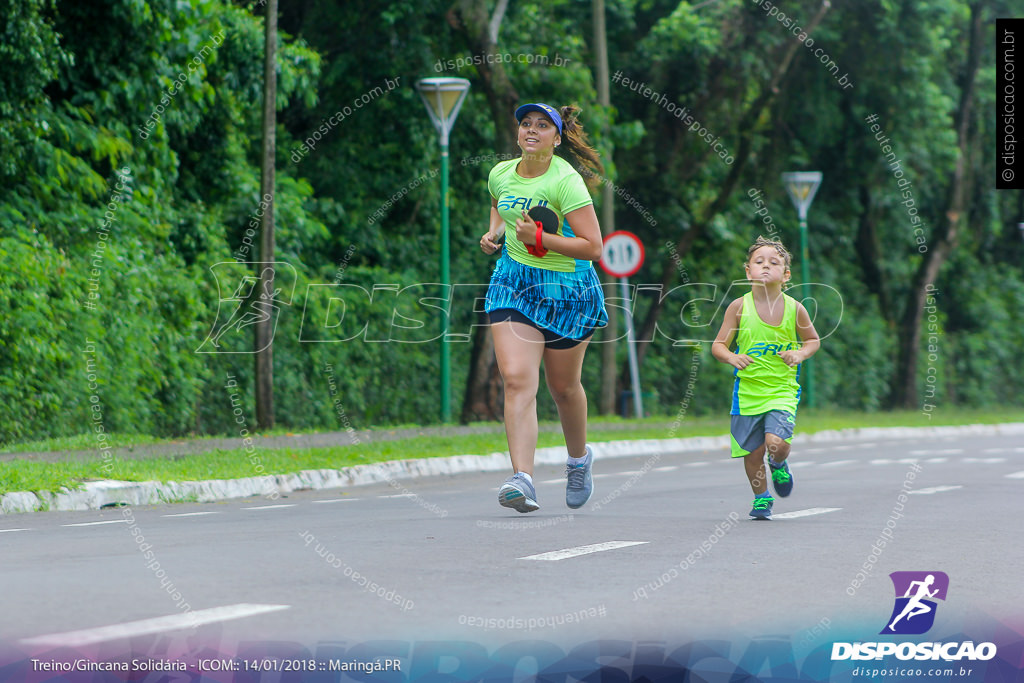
[0,0,1019,445]
[0,0,321,443]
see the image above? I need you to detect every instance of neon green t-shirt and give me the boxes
[487,155,594,273]
[731,292,802,415]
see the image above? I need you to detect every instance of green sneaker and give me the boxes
[749,495,774,520]
[770,460,793,497]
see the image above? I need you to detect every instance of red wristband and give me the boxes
[526,221,548,257]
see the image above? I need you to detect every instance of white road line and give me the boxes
[19,603,291,648]
[872,458,929,465]
[240,504,297,510]
[924,458,948,463]
[63,520,129,527]
[910,449,963,455]
[162,512,219,518]
[312,498,361,503]
[819,460,856,467]
[652,466,678,472]
[378,494,415,499]
[684,462,709,467]
[983,448,1010,453]
[909,486,963,495]
[963,457,1006,464]
[0,528,30,533]
[519,541,648,561]
[1005,471,1024,479]
[831,443,876,451]
[539,479,564,485]
[772,507,842,520]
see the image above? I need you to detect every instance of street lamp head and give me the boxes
[415,77,471,144]
[782,171,823,221]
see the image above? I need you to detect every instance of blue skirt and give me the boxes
[485,256,609,340]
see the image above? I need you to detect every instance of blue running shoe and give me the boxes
[770,460,793,497]
[498,473,539,513]
[565,446,594,509]
[749,495,774,520]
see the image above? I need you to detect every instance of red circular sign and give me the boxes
[600,231,645,278]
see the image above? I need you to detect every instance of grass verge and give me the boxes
[1,408,1020,497]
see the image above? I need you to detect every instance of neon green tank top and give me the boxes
[731,291,802,415]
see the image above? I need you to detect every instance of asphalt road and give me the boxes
[2,429,1021,656]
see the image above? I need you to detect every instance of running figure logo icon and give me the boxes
[197,262,297,354]
[880,571,950,635]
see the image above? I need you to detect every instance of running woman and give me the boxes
[711,236,821,519]
[479,103,608,513]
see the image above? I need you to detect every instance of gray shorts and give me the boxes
[730,410,796,458]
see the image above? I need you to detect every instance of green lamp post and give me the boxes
[782,171,822,409]
[415,77,470,423]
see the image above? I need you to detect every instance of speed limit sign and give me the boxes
[600,231,645,278]
[599,230,646,419]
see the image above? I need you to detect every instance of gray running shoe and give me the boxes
[498,473,540,513]
[565,446,594,509]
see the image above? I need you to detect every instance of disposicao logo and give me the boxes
[831,571,997,662]
[881,570,948,635]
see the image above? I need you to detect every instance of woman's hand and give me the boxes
[514,210,538,245]
[480,231,502,254]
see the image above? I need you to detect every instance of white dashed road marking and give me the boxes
[19,603,291,647]
[771,507,842,520]
[519,541,649,561]
[162,512,219,518]
[240,504,297,510]
[909,486,963,495]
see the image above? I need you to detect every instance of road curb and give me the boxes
[2,423,1021,515]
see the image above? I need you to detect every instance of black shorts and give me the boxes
[488,308,594,350]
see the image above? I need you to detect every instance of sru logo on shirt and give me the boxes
[497,196,550,212]
[745,341,796,357]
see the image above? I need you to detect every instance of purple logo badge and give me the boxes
[880,571,949,635]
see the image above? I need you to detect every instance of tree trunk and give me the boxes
[255,0,277,430]
[592,0,619,415]
[855,184,892,322]
[449,0,518,422]
[890,1,982,409]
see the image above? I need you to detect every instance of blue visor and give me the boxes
[514,103,563,135]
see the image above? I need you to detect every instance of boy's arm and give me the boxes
[711,298,754,370]
[780,301,821,367]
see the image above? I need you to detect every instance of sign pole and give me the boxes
[620,276,643,419]
[600,231,646,419]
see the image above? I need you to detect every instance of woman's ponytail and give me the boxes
[557,105,604,192]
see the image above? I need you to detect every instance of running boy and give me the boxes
[711,236,821,519]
